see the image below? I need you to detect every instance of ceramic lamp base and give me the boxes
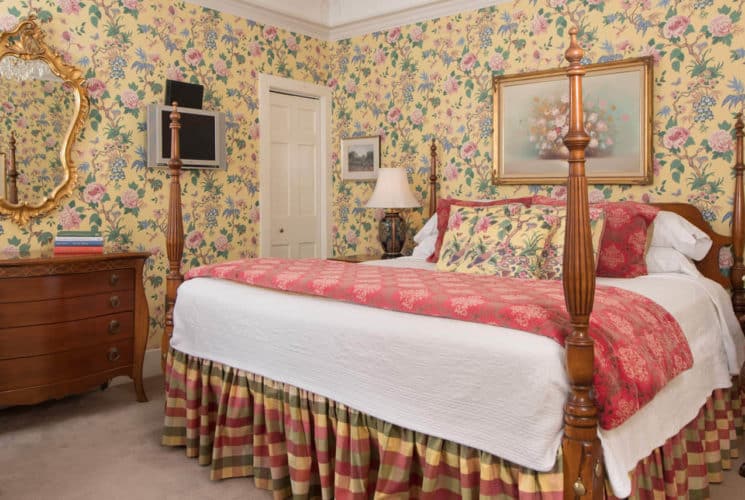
[379,210,406,259]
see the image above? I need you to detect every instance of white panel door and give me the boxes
[268,92,321,258]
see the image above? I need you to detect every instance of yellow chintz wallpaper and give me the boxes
[0,0,744,348]
[0,0,328,347]
[329,0,745,258]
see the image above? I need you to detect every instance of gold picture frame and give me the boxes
[493,57,653,185]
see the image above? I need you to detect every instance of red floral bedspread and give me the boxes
[185,258,693,429]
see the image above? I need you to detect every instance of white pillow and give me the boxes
[650,211,712,261]
[413,214,438,244]
[412,233,437,259]
[645,246,701,277]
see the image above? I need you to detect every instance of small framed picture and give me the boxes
[341,135,380,181]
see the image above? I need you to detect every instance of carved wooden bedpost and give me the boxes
[562,28,603,500]
[731,114,745,331]
[7,132,18,204]
[161,103,185,371]
[429,138,438,217]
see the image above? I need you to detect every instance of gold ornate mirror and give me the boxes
[0,15,89,225]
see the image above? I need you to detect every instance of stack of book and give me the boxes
[53,230,104,255]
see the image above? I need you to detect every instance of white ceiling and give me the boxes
[190,0,506,40]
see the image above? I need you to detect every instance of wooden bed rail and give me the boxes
[161,103,185,371]
[562,28,603,500]
[731,114,745,326]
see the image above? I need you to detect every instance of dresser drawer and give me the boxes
[0,312,133,359]
[0,268,134,304]
[0,339,133,392]
[0,290,134,328]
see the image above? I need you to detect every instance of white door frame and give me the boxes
[258,73,332,258]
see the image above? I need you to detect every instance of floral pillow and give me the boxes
[535,205,607,280]
[436,204,554,279]
[532,195,659,278]
[427,196,533,263]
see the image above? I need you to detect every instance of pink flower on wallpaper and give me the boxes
[0,15,18,31]
[84,182,106,203]
[120,89,140,110]
[474,216,490,233]
[663,126,690,149]
[2,245,20,258]
[184,48,203,67]
[345,80,357,94]
[263,26,278,41]
[589,188,605,204]
[460,141,477,160]
[346,229,358,245]
[185,230,204,249]
[373,48,386,65]
[165,65,184,81]
[640,45,661,64]
[709,15,733,37]
[214,234,229,252]
[58,0,81,15]
[409,25,423,42]
[616,40,631,52]
[531,15,548,36]
[59,205,81,230]
[387,107,402,123]
[444,160,458,180]
[248,41,262,57]
[549,0,566,7]
[410,108,424,125]
[45,137,58,148]
[709,129,733,153]
[443,76,459,94]
[285,36,298,51]
[248,123,260,140]
[122,0,139,10]
[720,247,734,268]
[459,52,477,72]
[488,53,505,71]
[213,59,229,77]
[2,101,15,113]
[662,15,690,39]
[121,189,140,209]
[327,77,338,89]
[387,27,402,43]
[552,186,567,199]
[249,206,260,222]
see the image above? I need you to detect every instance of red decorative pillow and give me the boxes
[531,195,660,278]
[427,197,533,263]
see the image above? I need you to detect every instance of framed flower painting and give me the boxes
[493,57,653,185]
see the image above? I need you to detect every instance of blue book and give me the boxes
[54,240,104,247]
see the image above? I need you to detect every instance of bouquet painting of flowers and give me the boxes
[529,95,617,160]
[494,57,653,185]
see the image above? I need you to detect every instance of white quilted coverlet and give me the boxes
[171,257,744,497]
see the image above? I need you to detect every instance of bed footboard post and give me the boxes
[731,114,745,331]
[562,28,604,500]
[162,103,185,371]
[429,138,438,217]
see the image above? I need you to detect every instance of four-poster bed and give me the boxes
[160,29,745,499]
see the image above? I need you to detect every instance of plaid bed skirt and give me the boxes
[162,348,744,499]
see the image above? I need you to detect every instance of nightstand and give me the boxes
[328,254,382,263]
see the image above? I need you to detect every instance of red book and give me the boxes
[53,246,105,255]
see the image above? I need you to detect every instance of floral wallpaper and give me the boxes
[329,0,745,260]
[1,0,744,349]
[0,77,71,203]
[0,0,328,347]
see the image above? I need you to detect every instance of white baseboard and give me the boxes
[110,348,162,387]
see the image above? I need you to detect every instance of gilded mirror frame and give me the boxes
[0,15,89,224]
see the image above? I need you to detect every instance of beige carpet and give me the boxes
[1,375,743,499]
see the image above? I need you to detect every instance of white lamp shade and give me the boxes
[365,168,420,209]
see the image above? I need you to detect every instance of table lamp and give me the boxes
[365,167,420,259]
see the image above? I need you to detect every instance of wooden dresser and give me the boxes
[0,252,149,405]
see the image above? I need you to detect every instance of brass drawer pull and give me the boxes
[110,295,120,308]
[109,273,120,286]
[108,320,121,335]
[107,348,121,362]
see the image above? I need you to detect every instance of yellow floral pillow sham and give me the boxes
[435,204,605,280]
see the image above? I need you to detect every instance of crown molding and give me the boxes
[328,0,507,41]
[189,0,330,39]
[188,0,509,41]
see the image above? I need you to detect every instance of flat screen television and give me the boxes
[147,104,226,169]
